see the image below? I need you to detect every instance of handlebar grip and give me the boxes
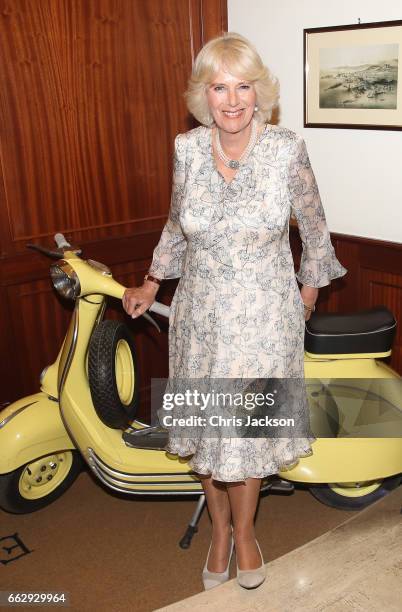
[149,301,170,319]
[54,233,71,248]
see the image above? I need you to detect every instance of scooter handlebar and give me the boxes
[54,233,72,249]
[149,301,170,319]
[57,250,170,321]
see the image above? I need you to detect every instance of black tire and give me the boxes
[0,451,83,514]
[309,475,402,511]
[88,319,139,428]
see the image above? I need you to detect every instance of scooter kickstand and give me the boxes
[179,494,206,549]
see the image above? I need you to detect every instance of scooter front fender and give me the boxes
[0,393,75,474]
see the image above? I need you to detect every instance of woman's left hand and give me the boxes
[300,285,319,321]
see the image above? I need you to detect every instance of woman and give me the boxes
[123,32,347,590]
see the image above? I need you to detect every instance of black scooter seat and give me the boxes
[305,305,397,355]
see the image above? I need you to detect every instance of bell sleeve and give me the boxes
[147,133,188,280]
[287,135,347,288]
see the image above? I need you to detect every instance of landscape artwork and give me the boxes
[319,44,398,109]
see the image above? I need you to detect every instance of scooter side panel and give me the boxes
[279,437,402,483]
[295,359,402,481]
[0,393,75,474]
[304,358,399,379]
[62,388,196,476]
[59,296,197,478]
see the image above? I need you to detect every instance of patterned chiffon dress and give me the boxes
[149,123,347,482]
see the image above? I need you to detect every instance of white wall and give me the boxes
[228,0,402,243]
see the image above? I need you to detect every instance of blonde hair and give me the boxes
[184,32,279,126]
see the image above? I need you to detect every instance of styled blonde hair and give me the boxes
[184,32,279,126]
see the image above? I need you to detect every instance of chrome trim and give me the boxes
[87,448,198,481]
[57,304,83,455]
[0,401,38,430]
[94,299,107,327]
[130,418,150,428]
[85,449,281,496]
[87,259,112,276]
[58,305,79,397]
[88,468,201,495]
[39,365,49,385]
[50,260,81,299]
[124,424,165,436]
[57,298,106,453]
[305,322,396,338]
[93,468,198,489]
[86,448,202,494]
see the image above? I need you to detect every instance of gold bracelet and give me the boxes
[303,303,316,312]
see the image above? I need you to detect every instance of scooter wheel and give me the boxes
[309,475,402,511]
[0,451,83,514]
[88,319,139,428]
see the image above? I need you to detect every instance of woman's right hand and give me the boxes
[122,281,160,319]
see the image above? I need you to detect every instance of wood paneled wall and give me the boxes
[0,0,227,410]
[1,1,401,422]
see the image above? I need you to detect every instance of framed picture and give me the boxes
[304,20,402,130]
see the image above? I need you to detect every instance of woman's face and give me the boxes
[206,67,256,135]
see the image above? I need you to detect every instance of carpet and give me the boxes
[1,469,353,611]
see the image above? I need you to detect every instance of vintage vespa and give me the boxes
[0,234,401,534]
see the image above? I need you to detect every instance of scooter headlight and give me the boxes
[50,260,81,299]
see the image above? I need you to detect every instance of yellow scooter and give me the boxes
[1,234,401,530]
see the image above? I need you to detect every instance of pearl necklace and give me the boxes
[215,118,258,169]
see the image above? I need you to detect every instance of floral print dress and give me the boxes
[149,123,347,482]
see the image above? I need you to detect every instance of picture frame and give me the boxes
[304,20,402,130]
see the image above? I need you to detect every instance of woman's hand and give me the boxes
[300,285,319,322]
[122,281,160,319]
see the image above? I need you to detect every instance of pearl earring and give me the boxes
[254,105,259,112]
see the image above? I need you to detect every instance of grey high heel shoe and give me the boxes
[236,539,266,589]
[202,528,234,590]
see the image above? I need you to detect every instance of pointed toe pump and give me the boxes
[202,529,235,590]
[236,539,266,589]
